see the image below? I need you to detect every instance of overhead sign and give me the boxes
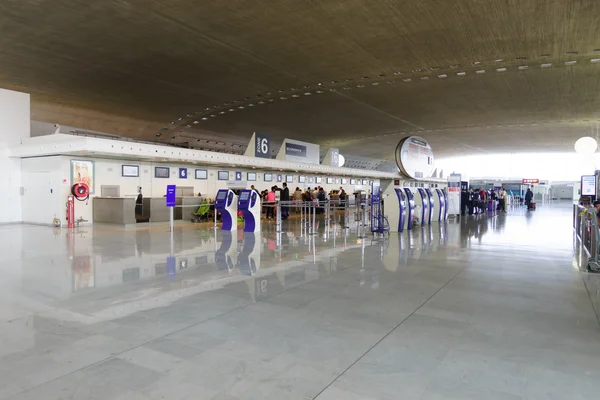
[255,133,270,158]
[235,171,242,181]
[166,185,176,207]
[244,132,271,159]
[276,139,320,164]
[395,136,435,180]
[322,148,340,166]
[522,178,539,184]
[581,175,596,196]
[179,168,187,179]
[286,143,307,157]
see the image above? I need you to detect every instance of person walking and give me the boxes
[525,187,534,209]
[498,188,507,213]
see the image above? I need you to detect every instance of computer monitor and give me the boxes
[216,191,227,201]
[239,192,250,201]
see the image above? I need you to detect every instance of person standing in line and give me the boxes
[294,186,303,212]
[468,187,477,215]
[266,186,276,220]
[499,188,507,213]
[280,182,290,220]
[339,187,347,208]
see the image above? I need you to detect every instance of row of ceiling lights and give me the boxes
[157,53,600,138]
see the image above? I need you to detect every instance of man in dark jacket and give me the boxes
[280,182,290,219]
[525,187,534,208]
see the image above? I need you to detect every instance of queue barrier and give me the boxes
[573,203,600,272]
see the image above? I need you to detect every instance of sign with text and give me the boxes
[276,139,320,164]
[581,175,596,196]
[522,178,539,184]
[447,174,461,215]
[235,171,242,181]
[255,133,270,158]
[166,185,176,207]
[179,168,187,179]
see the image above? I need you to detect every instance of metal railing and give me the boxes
[573,203,600,271]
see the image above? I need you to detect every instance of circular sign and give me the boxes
[395,136,435,179]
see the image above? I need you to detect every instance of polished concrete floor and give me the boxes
[1,202,599,399]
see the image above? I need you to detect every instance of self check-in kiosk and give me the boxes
[435,189,447,221]
[425,188,434,224]
[215,189,237,231]
[383,186,407,233]
[404,188,415,230]
[238,232,261,275]
[238,189,260,233]
[215,231,236,272]
[416,188,429,226]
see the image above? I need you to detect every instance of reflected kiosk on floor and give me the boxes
[215,231,236,272]
[425,188,435,224]
[404,188,415,230]
[238,232,261,275]
[215,189,238,231]
[238,189,261,233]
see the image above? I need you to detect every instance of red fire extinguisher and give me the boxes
[66,195,75,228]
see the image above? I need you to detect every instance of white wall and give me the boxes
[21,156,64,224]
[0,89,30,223]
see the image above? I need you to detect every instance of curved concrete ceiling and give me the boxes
[2,1,600,159]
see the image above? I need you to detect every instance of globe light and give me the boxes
[574,136,598,154]
[338,154,345,167]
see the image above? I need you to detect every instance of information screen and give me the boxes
[216,191,227,201]
[155,167,170,178]
[581,175,596,196]
[240,192,250,201]
[218,171,229,180]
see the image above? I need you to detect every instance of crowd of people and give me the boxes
[461,187,509,215]
[251,184,348,220]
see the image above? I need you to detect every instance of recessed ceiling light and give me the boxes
[228,109,235,112]
[403,78,412,82]
[316,90,324,94]
[566,51,578,55]
[178,117,183,121]
[291,94,299,98]
[210,114,216,117]
[186,124,191,128]
[565,60,577,65]
[342,86,351,90]
[541,63,552,68]
[219,111,225,114]
[496,67,507,72]
[280,96,287,100]
[393,71,403,75]
[449,64,459,68]
[591,59,600,63]
[357,84,365,88]
[201,117,208,120]
[238,106,245,109]
[457,71,466,76]
[170,121,175,125]
[471,61,481,66]
[268,99,274,102]
[304,92,312,95]
[518,65,529,70]
[494,58,503,62]
[438,74,447,78]
[186,113,193,117]
[476,69,485,74]
[372,82,380,85]
[258,101,265,104]
[156,133,161,137]
[248,104,254,107]
[420,76,429,80]
[193,120,199,124]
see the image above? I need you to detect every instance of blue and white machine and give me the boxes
[382,184,407,233]
[238,189,261,232]
[215,231,236,272]
[416,188,430,226]
[215,189,238,231]
[425,188,435,224]
[404,188,415,230]
[238,232,261,275]
[435,189,447,221]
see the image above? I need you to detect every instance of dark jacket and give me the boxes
[281,187,290,201]
[525,190,533,202]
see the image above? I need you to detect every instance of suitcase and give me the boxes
[528,202,536,210]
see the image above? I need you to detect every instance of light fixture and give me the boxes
[338,154,345,167]
[575,137,597,154]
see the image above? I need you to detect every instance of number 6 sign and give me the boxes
[255,133,270,158]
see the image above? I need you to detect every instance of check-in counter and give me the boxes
[93,197,136,225]
[142,198,171,222]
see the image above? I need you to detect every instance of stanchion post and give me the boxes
[276,202,282,233]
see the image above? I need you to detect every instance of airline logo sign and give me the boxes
[522,179,539,184]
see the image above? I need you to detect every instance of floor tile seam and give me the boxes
[3,256,365,399]
[311,262,471,400]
